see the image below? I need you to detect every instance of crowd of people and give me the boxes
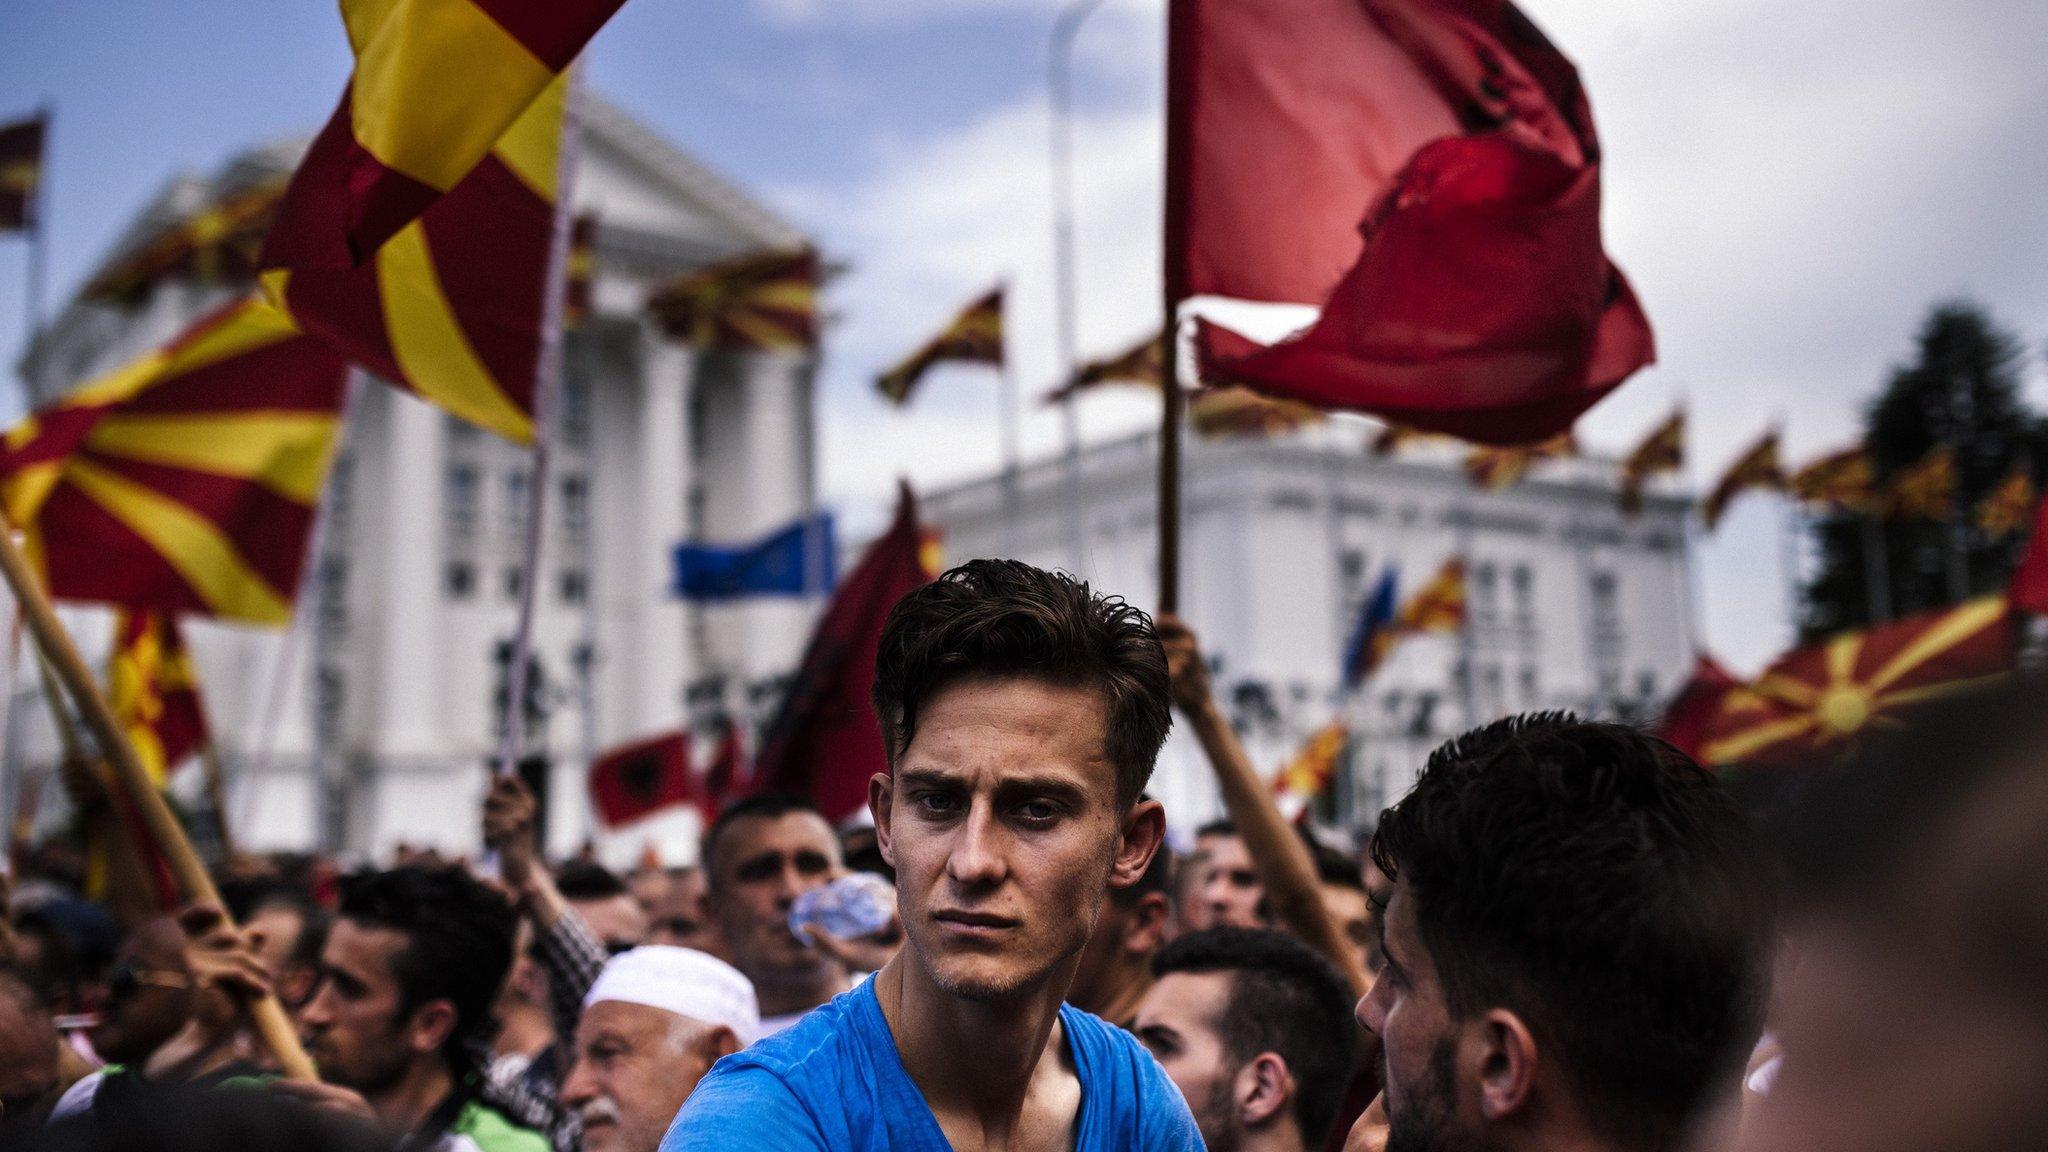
[0,557,2042,1152]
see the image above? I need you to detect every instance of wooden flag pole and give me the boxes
[1157,315,1183,614]
[495,69,584,783]
[0,526,317,1080]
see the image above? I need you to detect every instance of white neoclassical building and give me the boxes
[13,96,821,861]
[921,422,1699,836]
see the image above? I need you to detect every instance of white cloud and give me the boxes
[801,0,2048,667]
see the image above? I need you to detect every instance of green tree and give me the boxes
[1800,301,2046,639]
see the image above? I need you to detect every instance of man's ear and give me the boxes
[699,1024,741,1063]
[1126,892,1171,956]
[1235,1051,1295,1129]
[1109,797,1167,890]
[406,999,458,1058]
[867,773,896,869]
[1473,1008,1539,1123]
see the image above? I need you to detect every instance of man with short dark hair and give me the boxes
[1359,714,1771,1152]
[552,862,648,955]
[666,559,1201,1150]
[296,866,548,1152]
[1066,832,1172,1029]
[1134,927,1357,1152]
[698,794,852,1035]
[221,879,330,1016]
[1192,820,1269,931]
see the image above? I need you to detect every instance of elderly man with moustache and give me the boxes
[558,947,757,1152]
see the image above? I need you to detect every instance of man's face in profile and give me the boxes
[1356,881,1484,1152]
[875,674,1152,1002]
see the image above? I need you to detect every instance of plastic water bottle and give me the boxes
[790,872,896,944]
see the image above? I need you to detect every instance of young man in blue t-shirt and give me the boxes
[663,560,1202,1152]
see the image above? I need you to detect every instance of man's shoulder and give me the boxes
[1060,1003,1205,1149]
[663,982,876,1151]
[445,1098,552,1152]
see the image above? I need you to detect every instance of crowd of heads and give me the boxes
[0,556,2040,1152]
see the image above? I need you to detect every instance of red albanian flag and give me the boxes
[2010,487,2048,615]
[1174,0,1653,445]
[1654,655,1740,761]
[748,482,936,822]
[589,730,695,828]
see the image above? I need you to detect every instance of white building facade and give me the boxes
[921,422,1698,837]
[16,98,820,861]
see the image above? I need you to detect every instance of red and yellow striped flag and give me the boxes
[1464,432,1575,491]
[1399,558,1467,635]
[1189,385,1322,439]
[109,611,211,786]
[1974,466,2036,541]
[1697,596,2013,769]
[877,288,1004,405]
[1273,722,1346,822]
[1618,410,1685,514]
[0,113,48,233]
[1045,330,1165,403]
[649,248,821,352]
[83,180,286,304]
[1884,446,1957,521]
[0,296,349,625]
[1702,430,1784,531]
[1788,446,1877,512]
[260,0,626,268]
[264,72,571,443]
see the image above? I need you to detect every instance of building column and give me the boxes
[368,388,444,758]
[624,321,693,738]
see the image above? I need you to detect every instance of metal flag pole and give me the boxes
[496,70,586,783]
[1858,512,1893,623]
[1050,0,1104,575]
[999,326,1022,558]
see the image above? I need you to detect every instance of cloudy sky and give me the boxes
[2,0,2044,671]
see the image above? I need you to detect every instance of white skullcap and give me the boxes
[584,946,761,1046]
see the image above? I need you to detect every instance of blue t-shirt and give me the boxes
[660,976,1204,1151]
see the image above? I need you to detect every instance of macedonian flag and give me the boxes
[1884,446,1957,521]
[0,296,349,625]
[1398,558,1468,635]
[1788,446,1877,512]
[1464,432,1576,492]
[1045,331,1165,403]
[260,0,626,268]
[1273,722,1346,823]
[1702,430,1784,531]
[0,113,47,233]
[1975,466,2037,541]
[1618,410,1685,515]
[1189,385,1323,439]
[649,248,821,352]
[1696,596,2014,769]
[877,288,1004,405]
[108,611,212,786]
[263,71,571,444]
[83,180,287,305]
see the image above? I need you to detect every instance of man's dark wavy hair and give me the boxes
[872,559,1170,808]
[336,865,517,1082]
[1372,714,1771,1152]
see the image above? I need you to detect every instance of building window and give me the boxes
[1519,665,1540,707]
[326,454,354,536]
[1589,570,1622,649]
[317,556,348,635]
[444,561,476,600]
[1473,562,1498,626]
[559,569,588,604]
[1481,664,1504,718]
[313,664,345,747]
[502,566,524,599]
[505,468,531,537]
[561,376,592,445]
[1511,564,1534,626]
[444,463,480,540]
[560,474,591,548]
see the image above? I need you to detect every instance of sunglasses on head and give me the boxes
[105,963,190,999]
